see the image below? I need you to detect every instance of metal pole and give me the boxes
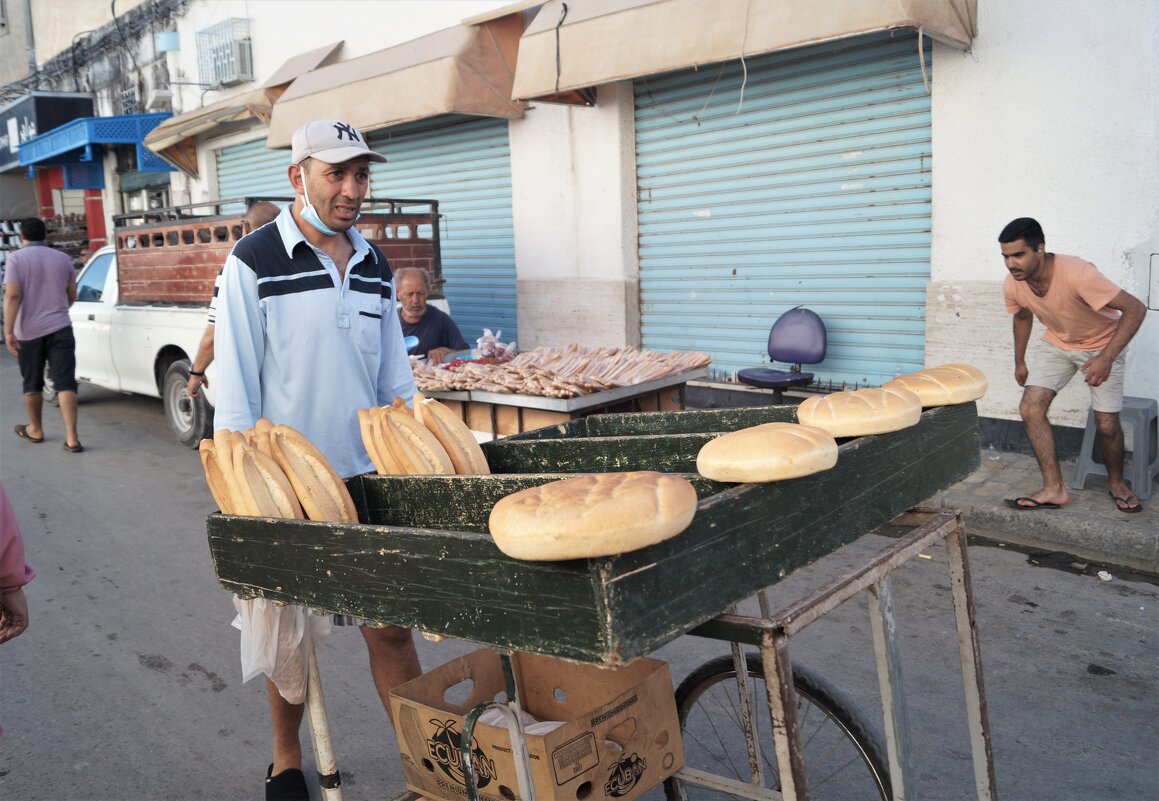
[462,654,537,801]
[944,519,999,801]
[868,579,913,801]
[305,645,343,801]
[758,631,809,801]
[730,641,766,788]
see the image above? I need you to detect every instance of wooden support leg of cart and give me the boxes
[305,645,343,801]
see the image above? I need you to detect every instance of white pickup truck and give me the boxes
[48,198,445,448]
[50,243,215,447]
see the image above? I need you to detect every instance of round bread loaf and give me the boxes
[882,363,987,407]
[488,471,698,561]
[796,387,922,438]
[696,423,838,483]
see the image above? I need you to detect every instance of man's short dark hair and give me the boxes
[20,218,47,242]
[998,217,1045,249]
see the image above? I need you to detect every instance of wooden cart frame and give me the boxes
[208,401,995,801]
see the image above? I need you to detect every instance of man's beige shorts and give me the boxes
[1027,341,1126,413]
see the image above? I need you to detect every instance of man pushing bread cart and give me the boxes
[205,362,998,801]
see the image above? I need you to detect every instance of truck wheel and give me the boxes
[43,366,60,406]
[163,360,213,449]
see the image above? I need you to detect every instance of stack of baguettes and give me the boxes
[199,419,358,522]
[358,393,491,476]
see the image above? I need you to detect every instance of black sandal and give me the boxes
[265,764,309,801]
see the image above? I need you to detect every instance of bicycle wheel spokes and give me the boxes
[665,656,890,801]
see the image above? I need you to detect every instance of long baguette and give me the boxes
[212,429,257,516]
[269,425,358,522]
[418,397,490,474]
[253,417,275,459]
[380,407,454,475]
[227,431,264,517]
[358,408,390,475]
[368,405,406,474]
[199,439,235,514]
[233,436,304,519]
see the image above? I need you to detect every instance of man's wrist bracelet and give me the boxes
[189,369,205,376]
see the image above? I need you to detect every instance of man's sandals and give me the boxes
[1109,491,1143,514]
[1004,497,1062,511]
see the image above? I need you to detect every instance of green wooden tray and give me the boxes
[207,402,980,665]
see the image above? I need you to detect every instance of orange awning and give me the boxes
[512,0,977,104]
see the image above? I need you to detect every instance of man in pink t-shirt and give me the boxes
[1000,217,1147,513]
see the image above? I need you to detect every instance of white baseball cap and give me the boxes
[290,120,387,165]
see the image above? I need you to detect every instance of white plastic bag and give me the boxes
[232,597,332,704]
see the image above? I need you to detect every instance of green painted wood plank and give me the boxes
[207,402,980,664]
[492,404,798,443]
[484,433,713,474]
[359,473,727,532]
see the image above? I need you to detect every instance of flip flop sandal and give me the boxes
[1108,491,1143,513]
[14,424,44,443]
[1004,496,1062,510]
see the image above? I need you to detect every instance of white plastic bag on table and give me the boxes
[232,597,332,704]
[476,328,517,362]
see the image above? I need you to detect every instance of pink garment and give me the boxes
[1004,254,1122,351]
[0,482,34,592]
[1,481,33,738]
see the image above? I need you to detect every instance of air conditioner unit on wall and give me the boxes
[212,39,254,86]
[146,89,173,111]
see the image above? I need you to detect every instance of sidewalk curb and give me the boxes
[934,487,1159,574]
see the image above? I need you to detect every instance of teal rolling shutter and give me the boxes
[214,137,293,210]
[368,115,516,347]
[635,32,932,387]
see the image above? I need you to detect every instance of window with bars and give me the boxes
[195,18,253,87]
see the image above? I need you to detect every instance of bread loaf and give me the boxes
[252,417,275,458]
[233,435,304,519]
[269,424,358,522]
[225,431,264,516]
[883,363,987,407]
[358,407,391,475]
[199,439,235,513]
[379,407,455,475]
[696,423,838,483]
[796,387,922,437]
[417,397,490,474]
[488,471,698,561]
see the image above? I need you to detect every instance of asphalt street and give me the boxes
[0,351,1156,800]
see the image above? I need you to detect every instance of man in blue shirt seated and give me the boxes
[396,267,469,364]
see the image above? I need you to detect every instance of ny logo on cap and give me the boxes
[333,122,361,142]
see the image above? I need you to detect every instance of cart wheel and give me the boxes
[664,654,891,801]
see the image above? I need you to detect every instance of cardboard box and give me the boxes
[390,650,683,801]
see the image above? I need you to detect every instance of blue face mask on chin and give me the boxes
[300,176,340,237]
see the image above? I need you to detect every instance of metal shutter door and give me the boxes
[215,137,293,210]
[368,115,516,346]
[635,32,932,387]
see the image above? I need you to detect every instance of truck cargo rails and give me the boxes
[47,197,442,447]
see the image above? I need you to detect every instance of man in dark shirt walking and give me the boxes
[3,218,82,452]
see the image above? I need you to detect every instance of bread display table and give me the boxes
[206,401,980,665]
[427,368,706,437]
